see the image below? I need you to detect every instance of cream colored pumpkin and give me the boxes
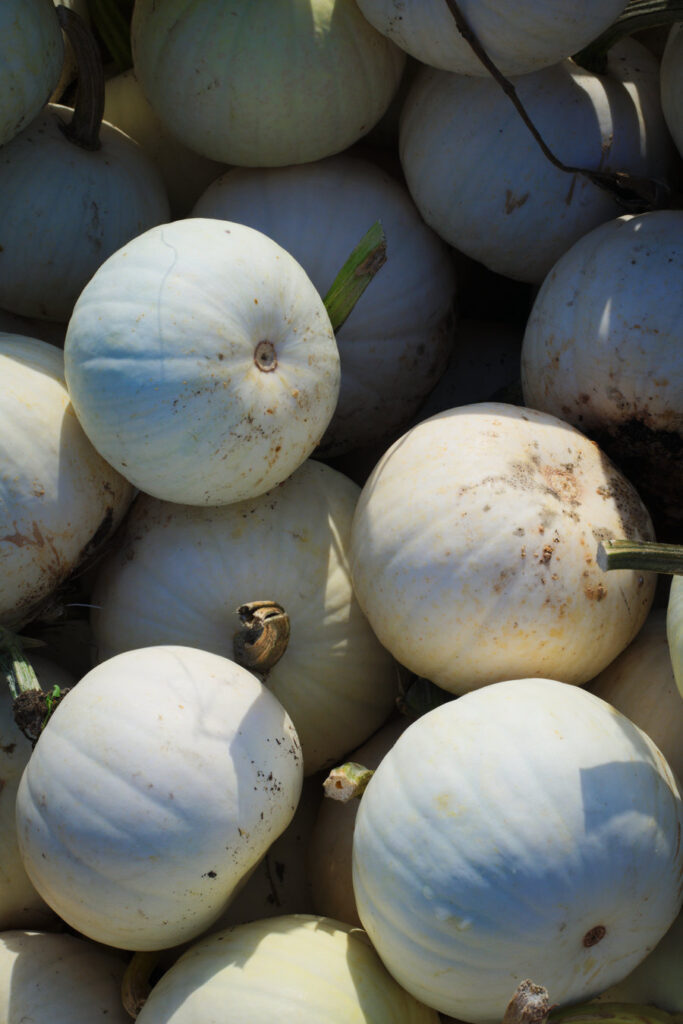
[0,0,63,147]
[0,930,129,1023]
[90,460,397,774]
[595,910,683,1012]
[16,645,304,950]
[668,575,683,698]
[192,155,456,456]
[64,218,341,505]
[136,915,440,1023]
[661,24,683,159]
[399,39,673,283]
[132,0,405,167]
[0,335,134,630]
[349,403,656,693]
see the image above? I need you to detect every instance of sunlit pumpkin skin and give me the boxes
[16,646,304,951]
[104,69,226,219]
[400,39,673,283]
[352,678,683,1023]
[0,104,170,323]
[667,575,683,699]
[132,0,405,167]
[192,155,456,456]
[64,218,341,506]
[0,930,129,1023]
[136,915,441,1023]
[521,210,683,529]
[0,0,63,147]
[661,24,683,159]
[90,460,398,775]
[595,909,683,1012]
[0,335,134,630]
[349,403,656,694]
[357,0,628,77]
[587,609,683,783]
[0,655,72,932]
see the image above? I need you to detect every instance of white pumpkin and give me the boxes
[0,930,129,1023]
[668,575,683,698]
[661,24,683,159]
[356,0,628,77]
[64,218,341,505]
[0,335,134,630]
[0,0,63,147]
[192,155,456,456]
[0,103,170,322]
[136,915,440,1023]
[16,646,304,951]
[352,678,683,1022]
[595,909,683,1012]
[132,0,405,167]
[349,402,656,693]
[587,608,683,783]
[399,38,674,283]
[521,210,683,528]
[90,460,398,774]
[104,69,226,218]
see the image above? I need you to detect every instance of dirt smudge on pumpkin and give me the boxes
[2,521,46,548]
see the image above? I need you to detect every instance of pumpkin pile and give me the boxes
[0,1,682,1022]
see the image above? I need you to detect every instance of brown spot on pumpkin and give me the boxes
[254,340,277,372]
[583,925,606,947]
[539,545,553,564]
[2,521,45,548]
[504,189,529,213]
[584,582,607,601]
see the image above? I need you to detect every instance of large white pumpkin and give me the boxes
[352,678,683,1022]
[64,218,341,506]
[0,0,63,147]
[349,403,656,693]
[192,155,456,456]
[399,38,673,283]
[136,915,440,1023]
[356,0,628,77]
[0,335,134,629]
[90,460,398,774]
[132,0,405,167]
[16,645,304,950]
[661,24,683,159]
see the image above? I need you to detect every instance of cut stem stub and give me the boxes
[233,600,290,675]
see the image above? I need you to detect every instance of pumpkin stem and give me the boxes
[574,0,683,74]
[323,220,387,333]
[122,951,160,1019]
[597,538,683,575]
[0,627,68,745]
[502,980,551,1024]
[323,761,374,802]
[233,600,290,675]
[442,0,671,213]
[56,5,105,151]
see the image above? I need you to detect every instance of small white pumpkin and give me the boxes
[16,645,304,950]
[192,155,456,456]
[349,402,656,693]
[0,0,63,147]
[0,930,129,1023]
[399,38,673,283]
[132,0,405,167]
[661,24,683,159]
[90,460,398,774]
[352,678,683,1022]
[0,335,134,630]
[64,218,341,506]
[135,914,440,1023]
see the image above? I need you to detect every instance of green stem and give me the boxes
[574,0,683,73]
[87,0,134,72]
[0,627,42,702]
[56,5,105,150]
[322,221,387,333]
[596,539,683,575]
[323,762,375,802]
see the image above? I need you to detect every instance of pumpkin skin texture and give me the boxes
[131,0,405,168]
[15,646,304,951]
[352,678,683,1023]
[0,335,134,630]
[399,39,673,284]
[135,914,440,1023]
[0,105,171,323]
[0,0,63,147]
[349,402,656,694]
[356,0,628,77]
[192,156,456,456]
[64,218,341,506]
[667,575,683,698]
[90,460,398,775]
[0,930,129,1023]
[521,210,683,529]
[661,24,683,159]
[595,909,683,1012]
